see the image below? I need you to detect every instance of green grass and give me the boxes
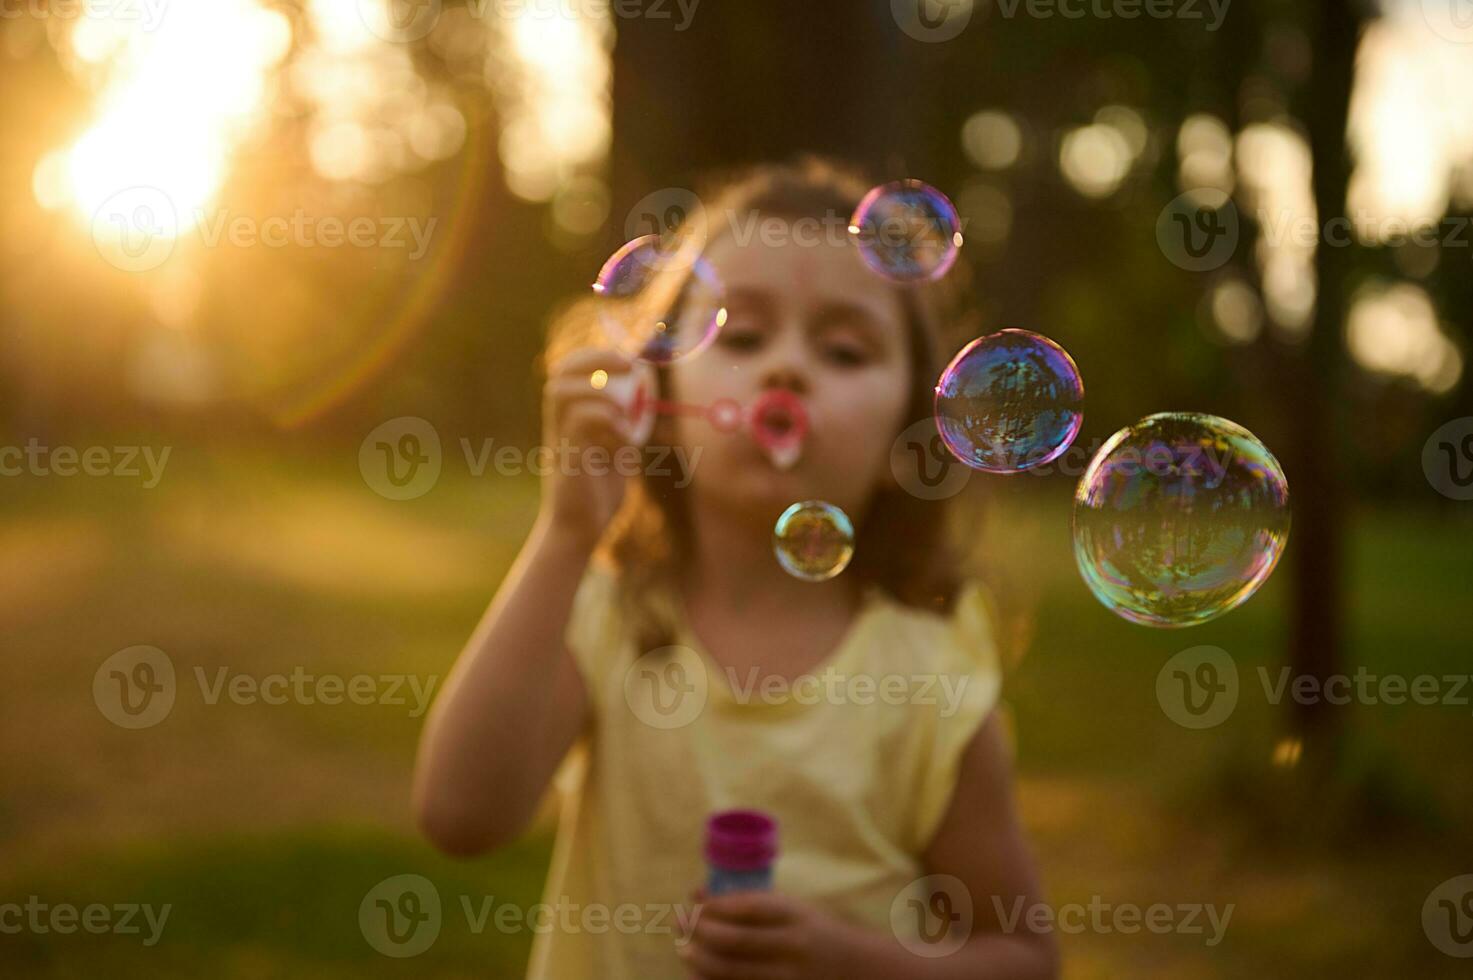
[1,447,1470,977]
[0,828,551,978]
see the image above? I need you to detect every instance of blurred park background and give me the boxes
[3,0,1472,975]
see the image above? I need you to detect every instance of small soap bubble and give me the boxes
[849,180,963,283]
[934,329,1084,473]
[773,501,855,582]
[1072,412,1291,628]
[592,235,727,364]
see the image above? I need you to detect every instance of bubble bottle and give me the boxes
[704,810,779,896]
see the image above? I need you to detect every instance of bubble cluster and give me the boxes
[934,329,1084,473]
[592,235,727,364]
[849,180,962,283]
[1072,413,1291,628]
[773,501,855,582]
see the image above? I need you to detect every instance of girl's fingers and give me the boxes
[544,375,626,407]
[676,939,792,980]
[688,916,792,959]
[697,892,794,927]
[548,346,633,380]
[559,402,627,450]
[544,379,628,433]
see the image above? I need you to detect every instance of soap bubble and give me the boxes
[849,180,962,283]
[773,501,855,582]
[592,235,727,364]
[1073,412,1291,628]
[934,329,1084,473]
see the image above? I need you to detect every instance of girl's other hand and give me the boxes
[540,347,636,547]
[677,889,857,980]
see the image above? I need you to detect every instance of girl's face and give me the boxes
[665,227,913,526]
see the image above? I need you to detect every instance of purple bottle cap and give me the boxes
[704,809,779,872]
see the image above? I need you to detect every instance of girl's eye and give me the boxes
[824,343,869,367]
[719,328,763,351]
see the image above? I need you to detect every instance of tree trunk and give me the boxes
[1283,0,1366,749]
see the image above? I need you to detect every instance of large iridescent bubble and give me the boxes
[592,235,727,364]
[934,329,1084,473]
[848,180,963,283]
[1072,413,1291,628]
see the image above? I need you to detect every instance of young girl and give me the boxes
[413,160,1058,979]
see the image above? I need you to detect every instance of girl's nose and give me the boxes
[760,364,809,395]
[756,323,811,395]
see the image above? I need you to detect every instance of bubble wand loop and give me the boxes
[603,369,809,470]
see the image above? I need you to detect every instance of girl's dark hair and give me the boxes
[546,157,987,654]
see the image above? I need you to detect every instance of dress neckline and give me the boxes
[670,584,890,710]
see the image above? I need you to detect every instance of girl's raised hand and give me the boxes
[540,347,638,547]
